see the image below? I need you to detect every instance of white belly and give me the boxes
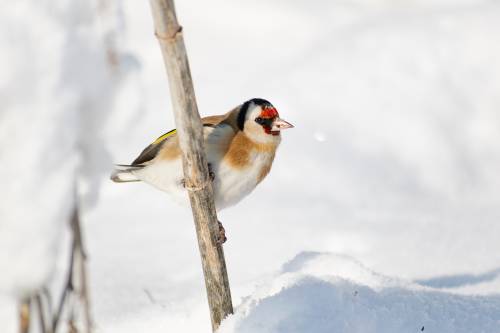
[134,159,189,206]
[212,151,273,210]
[134,151,274,211]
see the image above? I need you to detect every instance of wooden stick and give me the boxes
[148,0,233,330]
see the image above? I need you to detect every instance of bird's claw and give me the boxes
[208,163,215,182]
[217,221,227,244]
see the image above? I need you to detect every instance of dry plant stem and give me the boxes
[52,243,74,332]
[52,207,93,333]
[148,0,233,330]
[70,207,93,333]
[42,288,52,318]
[35,294,50,333]
[19,298,31,333]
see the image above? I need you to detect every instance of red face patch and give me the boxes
[260,106,279,119]
[259,106,280,136]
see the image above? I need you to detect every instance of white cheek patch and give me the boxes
[243,107,277,142]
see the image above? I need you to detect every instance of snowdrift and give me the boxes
[220,253,500,333]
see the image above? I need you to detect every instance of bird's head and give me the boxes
[237,98,294,143]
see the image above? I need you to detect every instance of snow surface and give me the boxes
[0,0,139,329]
[219,252,500,333]
[2,0,500,332]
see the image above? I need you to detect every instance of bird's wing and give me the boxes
[131,113,238,166]
[131,128,177,165]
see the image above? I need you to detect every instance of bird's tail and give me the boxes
[110,164,143,183]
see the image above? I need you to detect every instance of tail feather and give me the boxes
[115,164,144,170]
[110,164,143,183]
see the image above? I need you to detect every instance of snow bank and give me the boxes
[219,252,500,333]
[87,1,500,332]
[0,0,78,298]
[0,0,140,302]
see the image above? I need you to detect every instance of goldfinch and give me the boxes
[111,98,293,241]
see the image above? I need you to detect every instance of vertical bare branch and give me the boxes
[148,0,233,330]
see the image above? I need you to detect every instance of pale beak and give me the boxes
[271,117,294,131]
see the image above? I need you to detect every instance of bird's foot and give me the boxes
[217,221,227,244]
[208,163,215,182]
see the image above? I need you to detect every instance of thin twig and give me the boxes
[52,205,93,333]
[35,294,49,333]
[42,287,52,317]
[52,234,75,331]
[71,206,93,333]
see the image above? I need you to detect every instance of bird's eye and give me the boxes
[255,117,264,124]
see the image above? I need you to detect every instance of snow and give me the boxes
[2,0,500,332]
[219,252,500,333]
[0,1,79,297]
[0,0,138,328]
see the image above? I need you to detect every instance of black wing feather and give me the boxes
[131,129,177,165]
[131,122,224,166]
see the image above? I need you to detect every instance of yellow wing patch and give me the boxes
[152,129,176,145]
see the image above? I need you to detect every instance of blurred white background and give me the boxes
[1,0,500,332]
